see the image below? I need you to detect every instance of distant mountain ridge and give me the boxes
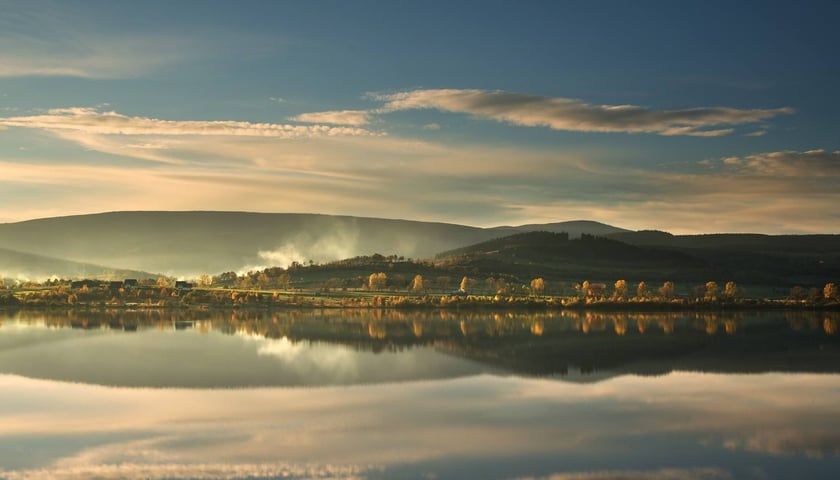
[1,211,837,285]
[0,211,629,278]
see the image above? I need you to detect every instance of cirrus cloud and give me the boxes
[289,110,372,126]
[0,107,377,138]
[717,149,840,176]
[368,88,793,136]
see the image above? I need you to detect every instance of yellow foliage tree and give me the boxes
[824,283,838,301]
[411,274,425,293]
[636,281,648,299]
[705,281,719,301]
[368,272,387,291]
[613,279,628,300]
[530,278,545,296]
[659,281,675,299]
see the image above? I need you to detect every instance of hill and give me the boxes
[435,231,716,283]
[0,247,157,282]
[606,231,840,286]
[0,212,628,278]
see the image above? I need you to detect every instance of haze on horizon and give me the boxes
[1,0,838,235]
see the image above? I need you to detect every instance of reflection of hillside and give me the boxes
[3,309,838,377]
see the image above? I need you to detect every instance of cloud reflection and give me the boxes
[1,373,839,478]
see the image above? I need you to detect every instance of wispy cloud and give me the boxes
[0,462,371,480]
[716,149,840,176]
[0,20,187,79]
[289,110,372,126]
[515,468,731,480]
[368,89,793,136]
[0,108,376,138]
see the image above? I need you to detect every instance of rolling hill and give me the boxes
[0,211,627,278]
[435,231,717,283]
[0,247,157,282]
[606,231,840,286]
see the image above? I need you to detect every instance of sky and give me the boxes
[0,0,838,234]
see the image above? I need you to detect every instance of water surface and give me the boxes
[1,309,838,479]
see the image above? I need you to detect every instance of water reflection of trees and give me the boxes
[3,308,838,376]
[3,309,838,342]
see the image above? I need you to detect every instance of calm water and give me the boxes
[1,309,839,479]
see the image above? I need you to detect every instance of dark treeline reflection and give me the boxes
[3,309,838,377]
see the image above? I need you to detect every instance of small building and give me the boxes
[123,279,139,290]
[175,281,194,291]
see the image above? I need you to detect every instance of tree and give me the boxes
[459,276,470,292]
[636,281,648,299]
[724,281,742,299]
[580,281,590,298]
[411,274,425,293]
[368,272,387,291]
[824,283,839,301]
[156,276,171,288]
[705,281,719,301]
[613,279,628,301]
[659,281,675,299]
[530,278,545,296]
[196,274,212,288]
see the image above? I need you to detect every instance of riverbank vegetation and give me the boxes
[1,266,837,311]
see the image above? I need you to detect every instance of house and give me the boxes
[123,279,139,290]
[175,281,194,291]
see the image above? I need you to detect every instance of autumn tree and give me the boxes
[613,279,628,301]
[459,276,470,292]
[196,274,212,288]
[411,274,425,293]
[825,283,839,301]
[705,281,719,301]
[724,281,742,300]
[368,272,387,291]
[580,280,590,298]
[659,281,675,299]
[636,281,649,299]
[530,278,545,296]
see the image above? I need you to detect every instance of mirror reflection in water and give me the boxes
[1,309,838,479]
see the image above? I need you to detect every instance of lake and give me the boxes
[1,309,839,479]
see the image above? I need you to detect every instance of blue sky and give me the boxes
[1,0,838,233]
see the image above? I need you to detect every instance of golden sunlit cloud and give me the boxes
[289,110,372,126]
[0,108,376,137]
